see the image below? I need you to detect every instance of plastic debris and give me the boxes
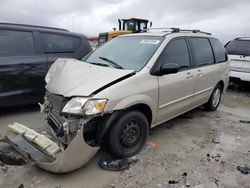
[98,156,139,171]
[182,172,188,177]
[182,172,190,187]
[237,166,250,174]
[0,151,26,166]
[212,138,220,144]
[214,178,219,186]
[146,140,158,149]
[168,180,179,184]
[239,120,250,124]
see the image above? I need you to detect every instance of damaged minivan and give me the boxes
[4,29,230,173]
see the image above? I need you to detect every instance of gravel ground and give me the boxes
[0,83,250,188]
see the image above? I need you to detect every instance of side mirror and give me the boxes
[150,21,152,28]
[158,63,179,75]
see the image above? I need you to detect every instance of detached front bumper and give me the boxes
[4,122,99,173]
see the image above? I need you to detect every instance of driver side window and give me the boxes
[157,38,191,70]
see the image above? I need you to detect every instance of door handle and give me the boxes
[197,69,202,76]
[186,72,194,79]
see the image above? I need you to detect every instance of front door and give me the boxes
[156,37,196,124]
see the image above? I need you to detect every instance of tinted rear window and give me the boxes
[191,38,214,66]
[225,40,250,56]
[42,33,81,53]
[210,38,227,63]
[0,30,35,57]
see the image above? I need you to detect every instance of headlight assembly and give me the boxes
[82,99,107,115]
[62,98,107,115]
[62,97,88,114]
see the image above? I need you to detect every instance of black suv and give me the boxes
[0,23,92,107]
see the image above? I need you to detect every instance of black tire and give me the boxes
[203,84,222,111]
[106,111,149,158]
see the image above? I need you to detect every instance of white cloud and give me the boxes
[0,0,250,41]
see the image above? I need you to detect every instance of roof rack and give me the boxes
[171,28,211,35]
[0,22,68,31]
[142,27,211,35]
[141,27,173,32]
[235,37,250,40]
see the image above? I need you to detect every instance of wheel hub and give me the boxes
[120,121,141,148]
[212,88,221,107]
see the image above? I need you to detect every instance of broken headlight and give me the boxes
[62,98,107,115]
[62,97,88,114]
[83,99,107,115]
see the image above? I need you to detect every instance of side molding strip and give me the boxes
[159,87,213,109]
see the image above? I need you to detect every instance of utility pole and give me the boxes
[72,16,75,32]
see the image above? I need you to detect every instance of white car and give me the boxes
[225,37,250,82]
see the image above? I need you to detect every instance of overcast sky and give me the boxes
[1,0,250,42]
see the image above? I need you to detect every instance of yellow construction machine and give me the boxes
[98,18,152,46]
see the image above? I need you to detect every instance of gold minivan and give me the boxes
[5,29,230,173]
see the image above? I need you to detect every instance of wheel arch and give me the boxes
[95,103,154,145]
[126,103,153,126]
[217,80,224,91]
[105,94,157,126]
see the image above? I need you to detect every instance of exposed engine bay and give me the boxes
[0,92,104,173]
[41,92,88,147]
[40,92,106,148]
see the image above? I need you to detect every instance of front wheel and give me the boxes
[203,84,222,111]
[106,111,149,158]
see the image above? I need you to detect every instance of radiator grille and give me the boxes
[46,92,68,114]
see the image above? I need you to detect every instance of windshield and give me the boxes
[124,20,136,30]
[83,36,163,71]
[225,40,250,56]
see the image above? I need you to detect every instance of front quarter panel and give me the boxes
[94,69,159,125]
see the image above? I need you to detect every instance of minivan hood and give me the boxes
[45,58,134,97]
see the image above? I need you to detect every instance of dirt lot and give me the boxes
[0,84,250,188]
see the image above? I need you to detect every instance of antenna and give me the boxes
[72,16,75,32]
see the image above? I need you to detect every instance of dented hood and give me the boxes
[45,58,134,97]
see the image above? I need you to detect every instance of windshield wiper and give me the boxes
[88,62,109,67]
[99,56,124,69]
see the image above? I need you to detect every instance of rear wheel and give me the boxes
[204,84,222,111]
[106,111,149,158]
